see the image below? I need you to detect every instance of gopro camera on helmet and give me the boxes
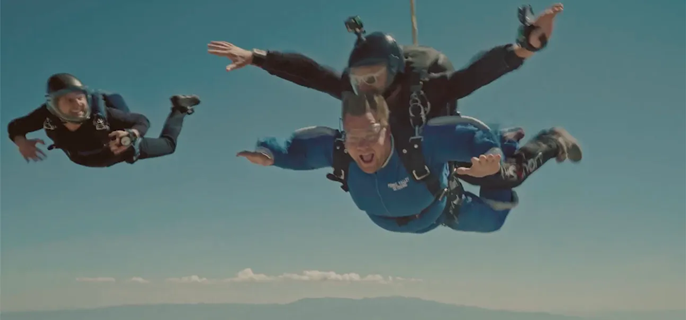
[345,16,365,36]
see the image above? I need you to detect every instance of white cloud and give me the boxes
[224,268,273,283]
[76,277,116,283]
[77,269,423,285]
[167,268,422,285]
[275,270,390,283]
[165,275,210,284]
[392,276,423,282]
[127,277,150,284]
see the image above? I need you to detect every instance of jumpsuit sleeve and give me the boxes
[428,44,525,102]
[6,105,50,142]
[106,107,150,137]
[422,117,504,164]
[254,126,336,170]
[254,50,349,100]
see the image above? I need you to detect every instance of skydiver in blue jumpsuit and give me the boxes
[6,73,201,167]
[209,3,574,190]
[238,93,581,234]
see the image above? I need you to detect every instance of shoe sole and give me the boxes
[552,127,582,162]
[171,95,201,108]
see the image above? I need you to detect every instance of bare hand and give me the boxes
[108,130,132,155]
[456,154,502,178]
[236,150,274,166]
[528,3,564,49]
[14,137,46,162]
[207,41,254,72]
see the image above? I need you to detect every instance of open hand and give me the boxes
[528,3,564,49]
[456,154,502,178]
[15,137,46,162]
[207,41,254,72]
[236,150,274,166]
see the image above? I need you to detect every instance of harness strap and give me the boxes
[325,130,353,192]
[442,168,465,224]
[402,68,443,196]
[90,92,110,132]
[407,69,430,128]
[392,128,442,196]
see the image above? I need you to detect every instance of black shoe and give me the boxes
[548,127,582,163]
[486,126,582,188]
[171,95,201,115]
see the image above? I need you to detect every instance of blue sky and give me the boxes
[1,0,684,315]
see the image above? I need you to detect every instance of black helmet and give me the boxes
[347,32,404,93]
[45,73,92,123]
[47,73,86,95]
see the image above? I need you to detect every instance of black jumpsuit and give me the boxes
[7,105,189,167]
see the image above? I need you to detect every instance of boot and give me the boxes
[550,127,582,163]
[171,95,201,115]
[457,127,581,189]
[505,126,582,181]
[516,127,582,163]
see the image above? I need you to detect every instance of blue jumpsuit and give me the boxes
[254,116,519,234]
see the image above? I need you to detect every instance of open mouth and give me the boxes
[359,154,374,164]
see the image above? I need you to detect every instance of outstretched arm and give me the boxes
[428,4,563,102]
[254,51,349,100]
[427,44,528,102]
[208,41,349,101]
[7,105,50,142]
[246,126,337,171]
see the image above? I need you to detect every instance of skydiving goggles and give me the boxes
[343,122,386,146]
[349,66,387,87]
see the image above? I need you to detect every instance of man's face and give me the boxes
[55,91,89,119]
[349,63,390,94]
[343,111,391,174]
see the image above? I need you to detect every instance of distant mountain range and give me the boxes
[2,296,683,320]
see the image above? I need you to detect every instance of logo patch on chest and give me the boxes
[387,177,410,191]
